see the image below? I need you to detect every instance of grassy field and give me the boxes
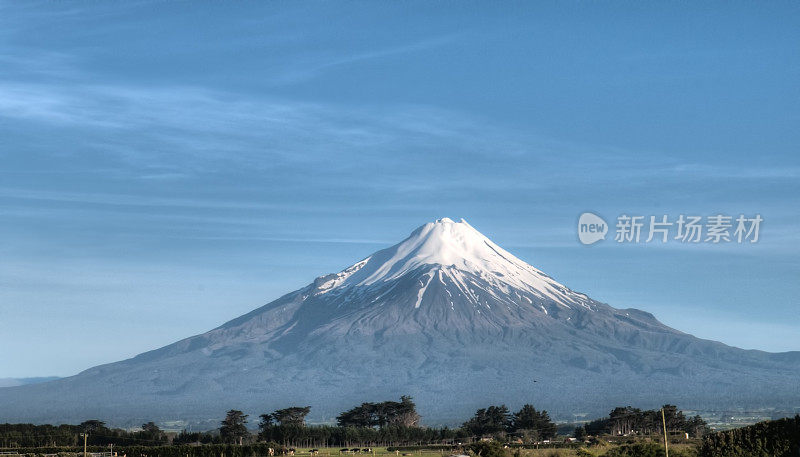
[0,440,701,457]
[282,443,699,457]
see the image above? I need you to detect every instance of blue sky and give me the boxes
[1,1,799,377]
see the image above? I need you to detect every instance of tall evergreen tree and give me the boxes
[463,405,511,436]
[257,414,275,441]
[573,425,587,441]
[393,396,421,427]
[139,422,167,444]
[220,410,249,444]
[511,404,556,439]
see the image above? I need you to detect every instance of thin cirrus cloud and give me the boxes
[2,76,796,220]
[0,80,597,198]
[0,78,754,187]
[1,37,794,193]
[269,34,463,85]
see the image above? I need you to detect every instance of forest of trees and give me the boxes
[0,400,712,450]
[462,404,557,440]
[0,420,170,448]
[231,397,456,447]
[10,398,800,457]
[581,405,707,438]
[700,415,800,457]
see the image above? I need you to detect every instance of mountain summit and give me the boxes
[319,217,581,306]
[2,219,798,426]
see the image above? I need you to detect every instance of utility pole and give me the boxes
[660,408,669,457]
[81,433,88,457]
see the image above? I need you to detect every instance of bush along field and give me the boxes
[1,400,799,457]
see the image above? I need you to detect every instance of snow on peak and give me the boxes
[317,218,586,306]
[378,218,504,278]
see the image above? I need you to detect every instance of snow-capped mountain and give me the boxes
[1,218,798,426]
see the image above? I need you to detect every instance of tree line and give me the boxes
[0,420,169,448]
[2,399,711,450]
[10,407,800,457]
[577,405,707,439]
[0,399,550,449]
[218,400,556,446]
[211,397,463,447]
[462,404,557,441]
[699,415,800,457]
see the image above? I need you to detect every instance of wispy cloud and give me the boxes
[0,79,566,189]
[0,187,284,210]
[271,34,461,84]
[669,163,800,179]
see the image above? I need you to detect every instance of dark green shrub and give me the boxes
[467,440,507,457]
